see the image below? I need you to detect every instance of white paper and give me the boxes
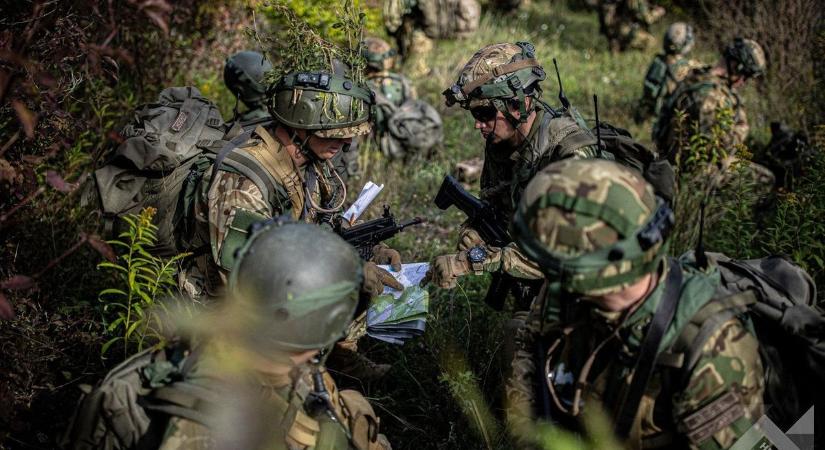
[343,181,384,224]
[378,262,430,298]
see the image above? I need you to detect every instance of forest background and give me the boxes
[0,0,823,448]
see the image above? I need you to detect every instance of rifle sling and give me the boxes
[614,261,683,438]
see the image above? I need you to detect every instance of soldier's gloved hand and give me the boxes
[421,252,472,289]
[456,226,485,251]
[370,243,402,271]
[363,262,404,297]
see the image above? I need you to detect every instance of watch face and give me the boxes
[468,246,487,263]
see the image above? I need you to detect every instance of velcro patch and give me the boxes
[170,111,188,132]
[681,391,745,445]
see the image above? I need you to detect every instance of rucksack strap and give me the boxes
[614,261,683,438]
[205,128,286,213]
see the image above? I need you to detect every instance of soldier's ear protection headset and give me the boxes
[443,42,546,127]
[724,37,764,79]
[512,192,674,295]
[362,47,398,64]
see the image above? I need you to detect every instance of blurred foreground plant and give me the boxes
[97,207,189,356]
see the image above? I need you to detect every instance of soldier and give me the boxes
[634,22,704,123]
[223,50,273,125]
[159,222,392,449]
[505,159,764,449]
[427,42,601,294]
[597,0,665,53]
[653,38,766,165]
[180,68,399,299]
[181,68,402,378]
[362,37,416,110]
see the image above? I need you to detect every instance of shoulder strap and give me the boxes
[205,127,289,214]
[614,262,683,438]
[669,290,757,387]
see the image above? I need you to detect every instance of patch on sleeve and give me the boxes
[680,391,745,445]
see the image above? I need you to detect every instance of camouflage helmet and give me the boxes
[724,38,767,78]
[228,221,363,352]
[224,51,273,107]
[443,42,545,123]
[361,37,397,71]
[268,71,374,138]
[663,22,694,55]
[512,159,674,296]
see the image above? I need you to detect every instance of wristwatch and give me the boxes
[466,245,488,275]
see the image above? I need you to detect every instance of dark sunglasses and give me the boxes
[469,104,498,122]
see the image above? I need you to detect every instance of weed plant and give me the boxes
[98,208,188,356]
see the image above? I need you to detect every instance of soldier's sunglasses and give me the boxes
[470,104,498,122]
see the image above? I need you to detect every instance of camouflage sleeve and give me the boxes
[698,89,748,148]
[402,74,417,101]
[157,417,215,450]
[483,244,544,280]
[207,171,273,268]
[672,317,764,449]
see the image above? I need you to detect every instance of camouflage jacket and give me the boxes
[653,68,749,161]
[476,106,599,279]
[637,56,705,121]
[157,351,390,450]
[507,259,764,449]
[178,124,345,300]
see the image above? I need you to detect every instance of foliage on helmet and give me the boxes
[443,41,546,110]
[267,71,374,137]
[724,38,767,78]
[512,159,673,295]
[254,2,375,136]
[663,22,694,55]
[361,37,397,71]
[229,221,363,352]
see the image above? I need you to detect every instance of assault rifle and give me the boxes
[335,205,423,260]
[434,175,525,310]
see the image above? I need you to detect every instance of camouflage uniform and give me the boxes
[178,124,351,300]
[597,0,664,53]
[161,223,391,450]
[158,352,390,450]
[653,68,748,162]
[635,23,704,123]
[433,42,601,284]
[653,38,766,165]
[505,159,764,449]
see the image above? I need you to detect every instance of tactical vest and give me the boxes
[206,125,345,270]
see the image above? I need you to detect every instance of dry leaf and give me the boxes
[1,274,35,291]
[0,158,22,186]
[0,292,14,320]
[85,233,117,262]
[11,100,37,139]
[45,170,77,193]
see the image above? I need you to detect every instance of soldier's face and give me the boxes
[472,105,515,144]
[305,134,353,160]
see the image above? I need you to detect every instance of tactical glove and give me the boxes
[363,262,404,297]
[456,225,485,251]
[370,243,402,271]
[423,252,471,289]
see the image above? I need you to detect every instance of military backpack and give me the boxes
[664,252,825,431]
[59,343,213,450]
[93,86,282,257]
[377,99,443,160]
[592,123,675,203]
